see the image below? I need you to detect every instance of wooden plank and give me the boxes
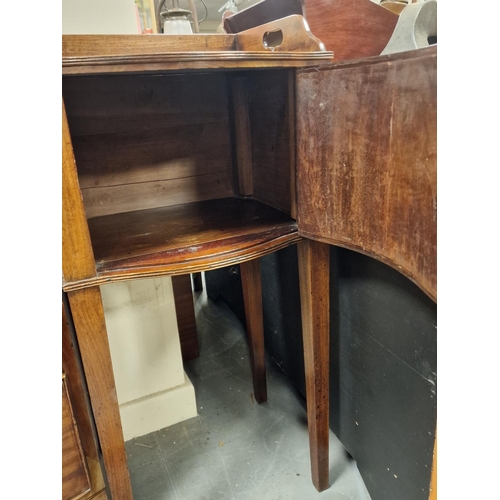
[63,34,237,58]
[81,171,234,219]
[62,374,91,500]
[63,73,230,137]
[172,275,199,362]
[240,259,267,403]
[62,100,96,286]
[298,239,330,492]
[62,303,98,462]
[296,47,437,301]
[73,124,232,189]
[249,70,293,213]
[303,0,398,61]
[64,199,301,291]
[229,75,254,196]
[87,198,295,265]
[67,287,133,500]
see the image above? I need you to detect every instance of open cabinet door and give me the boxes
[295,46,437,302]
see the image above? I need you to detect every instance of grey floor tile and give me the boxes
[125,285,371,500]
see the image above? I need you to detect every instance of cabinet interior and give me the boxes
[62,68,297,275]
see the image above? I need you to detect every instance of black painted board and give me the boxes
[205,245,437,500]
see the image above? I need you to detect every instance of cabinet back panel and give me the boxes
[63,73,234,218]
[248,70,293,215]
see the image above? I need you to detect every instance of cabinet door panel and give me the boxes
[296,47,437,301]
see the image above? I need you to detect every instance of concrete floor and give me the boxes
[125,284,372,500]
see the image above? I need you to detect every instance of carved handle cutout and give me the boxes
[262,29,283,51]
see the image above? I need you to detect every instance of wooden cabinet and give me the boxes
[62,21,436,499]
[62,303,108,500]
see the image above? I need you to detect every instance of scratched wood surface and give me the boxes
[296,47,437,301]
[64,198,299,291]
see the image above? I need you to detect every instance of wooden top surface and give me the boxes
[62,16,333,75]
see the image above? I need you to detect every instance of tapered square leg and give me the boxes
[240,259,267,404]
[298,239,330,492]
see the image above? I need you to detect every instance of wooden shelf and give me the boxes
[63,198,299,291]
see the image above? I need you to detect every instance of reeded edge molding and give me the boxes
[63,51,333,66]
[63,233,302,292]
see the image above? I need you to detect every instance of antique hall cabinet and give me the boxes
[62,17,436,500]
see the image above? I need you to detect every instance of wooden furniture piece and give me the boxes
[62,18,436,497]
[63,302,108,500]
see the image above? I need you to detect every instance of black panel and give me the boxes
[205,245,437,500]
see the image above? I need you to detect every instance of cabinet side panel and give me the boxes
[296,48,437,301]
[249,70,293,214]
[62,100,97,284]
[63,73,235,218]
[62,375,91,500]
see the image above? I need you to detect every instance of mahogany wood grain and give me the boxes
[298,239,330,492]
[229,75,254,196]
[223,0,304,34]
[62,34,333,76]
[304,0,398,61]
[296,47,437,301]
[62,303,98,463]
[62,101,96,287]
[172,275,200,362]
[236,15,326,53]
[67,287,133,500]
[240,259,267,404]
[249,70,294,214]
[63,34,237,58]
[61,198,300,291]
[62,374,91,500]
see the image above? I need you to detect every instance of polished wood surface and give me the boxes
[223,0,304,33]
[62,102,96,287]
[304,0,398,60]
[62,374,91,500]
[296,46,437,301]
[67,287,133,500]
[172,275,200,362]
[63,300,108,499]
[62,303,98,463]
[240,259,267,404]
[63,198,300,291]
[298,239,331,492]
[62,30,332,75]
[236,15,326,53]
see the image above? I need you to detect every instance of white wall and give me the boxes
[63,0,140,34]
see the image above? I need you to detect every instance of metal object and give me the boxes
[156,0,200,33]
[381,0,437,55]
